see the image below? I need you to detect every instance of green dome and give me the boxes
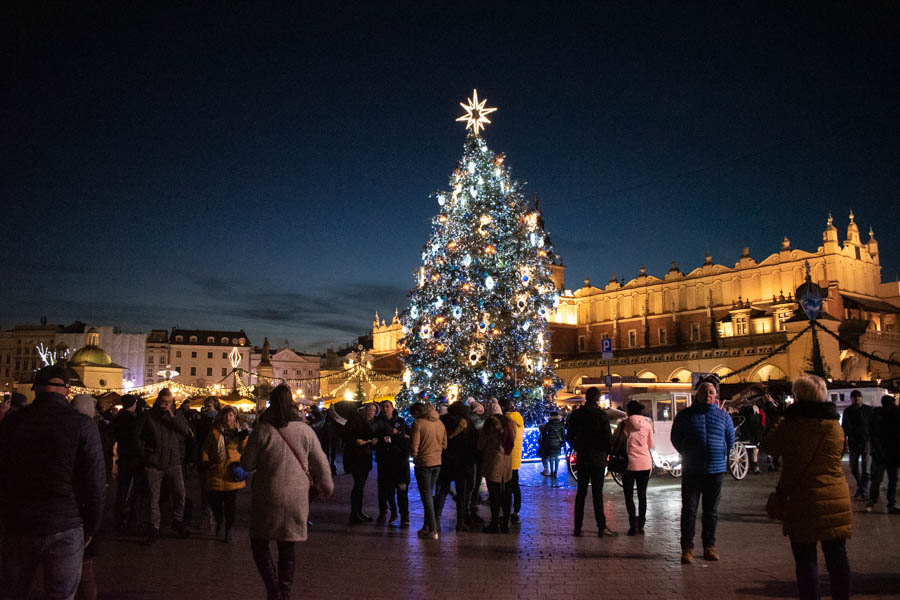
[69,345,112,366]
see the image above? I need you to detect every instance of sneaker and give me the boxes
[681,549,694,564]
[357,512,374,522]
[598,527,619,537]
[388,510,399,523]
[431,531,440,540]
[417,528,432,539]
[703,547,720,561]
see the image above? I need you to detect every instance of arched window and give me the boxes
[189,336,197,343]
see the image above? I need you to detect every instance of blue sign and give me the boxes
[601,338,613,360]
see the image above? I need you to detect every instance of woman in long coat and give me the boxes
[760,375,851,600]
[241,385,333,600]
[477,410,516,533]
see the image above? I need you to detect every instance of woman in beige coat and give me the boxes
[477,411,516,533]
[241,385,334,600]
[760,375,851,600]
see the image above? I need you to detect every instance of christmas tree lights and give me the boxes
[398,90,561,423]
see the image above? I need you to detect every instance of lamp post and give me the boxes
[796,261,827,378]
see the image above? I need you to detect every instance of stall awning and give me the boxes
[840,292,900,314]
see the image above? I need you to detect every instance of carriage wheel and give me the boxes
[566,448,578,481]
[669,464,682,478]
[730,441,749,480]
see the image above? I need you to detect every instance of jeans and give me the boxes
[868,456,898,509]
[145,465,186,530]
[790,538,850,600]
[1,527,84,600]
[115,461,140,527]
[680,472,724,550]
[207,490,238,530]
[622,469,651,520]
[486,480,513,526]
[548,453,560,476]
[574,453,607,530]
[376,462,409,516]
[434,468,472,525]
[848,443,870,496]
[349,467,370,515]
[510,469,521,514]
[414,465,441,532]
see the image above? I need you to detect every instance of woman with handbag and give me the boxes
[614,401,654,536]
[241,385,334,600]
[201,405,248,542]
[760,375,851,600]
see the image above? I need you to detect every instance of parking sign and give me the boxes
[601,338,613,360]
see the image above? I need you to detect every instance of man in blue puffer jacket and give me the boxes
[671,376,734,565]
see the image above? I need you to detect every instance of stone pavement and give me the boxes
[92,460,900,599]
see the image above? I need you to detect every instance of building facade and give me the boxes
[249,340,321,400]
[167,328,252,388]
[548,213,900,390]
[56,323,146,386]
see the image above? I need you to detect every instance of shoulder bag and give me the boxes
[607,427,629,475]
[274,425,325,501]
[765,434,825,521]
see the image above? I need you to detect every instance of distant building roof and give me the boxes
[170,329,250,346]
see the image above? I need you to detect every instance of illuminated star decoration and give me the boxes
[456,89,497,136]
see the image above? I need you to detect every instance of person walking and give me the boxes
[434,401,478,532]
[201,405,249,542]
[477,406,516,533]
[466,399,487,523]
[866,395,900,514]
[135,388,194,544]
[842,389,872,500]
[615,400,654,536]
[241,385,333,600]
[500,398,524,524]
[670,376,734,564]
[373,399,411,526]
[543,410,566,478]
[566,386,617,537]
[343,403,379,523]
[760,375,852,600]
[112,394,142,531]
[409,402,447,539]
[0,366,106,600]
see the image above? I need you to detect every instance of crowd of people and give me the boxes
[2,364,899,600]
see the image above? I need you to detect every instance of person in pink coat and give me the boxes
[616,400,654,536]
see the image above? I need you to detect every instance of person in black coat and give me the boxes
[842,390,873,499]
[113,394,143,529]
[373,399,411,525]
[344,403,379,523]
[434,401,478,531]
[566,387,616,537]
[867,395,900,513]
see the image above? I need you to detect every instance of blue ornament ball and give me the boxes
[494,372,503,380]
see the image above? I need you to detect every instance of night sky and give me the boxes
[4,4,899,352]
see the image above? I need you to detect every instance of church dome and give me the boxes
[69,345,112,366]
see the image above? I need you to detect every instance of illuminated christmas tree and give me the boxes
[399,90,561,423]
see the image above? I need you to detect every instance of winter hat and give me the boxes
[71,394,96,418]
[489,400,502,415]
[121,394,139,409]
[32,365,69,389]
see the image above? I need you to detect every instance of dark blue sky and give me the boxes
[4,4,899,352]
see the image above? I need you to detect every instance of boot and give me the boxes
[255,547,281,600]
[637,516,646,534]
[278,549,295,599]
[388,509,399,523]
[400,512,410,527]
[627,516,637,536]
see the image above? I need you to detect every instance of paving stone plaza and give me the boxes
[89,460,900,600]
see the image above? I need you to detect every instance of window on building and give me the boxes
[147,369,153,378]
[175,335,183,342]
[734,317,747,336]
[191,351,197,358]
[658,328,667,345]
[207,336,214,343]
[777,311,789,332]
[628,330,637,347]
[221,337,229,344]
[855,246,861,260]
[222,367,227,376]
[283,370,288,375]
[189,336,197,343]
[206,367,212,376]
[148,356,154,364]
[190,367,197,376]
[296,369,301,375]
[578,336,586,352]
[175,366,181,374]
[601,332,610,340]
[207,352,213,359]
[175,350,182,358]
[222,352,227,359]
[691,323,702,341]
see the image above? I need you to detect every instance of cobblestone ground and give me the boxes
[92,460,900,599]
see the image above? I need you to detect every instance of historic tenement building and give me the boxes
[548,213,900,391]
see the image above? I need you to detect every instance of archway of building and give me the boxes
[751,364,787,382]
[668,367,692,383]
[636,369,658,382]
[711,365,732,378]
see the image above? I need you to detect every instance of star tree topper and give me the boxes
[456,89,497,136]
